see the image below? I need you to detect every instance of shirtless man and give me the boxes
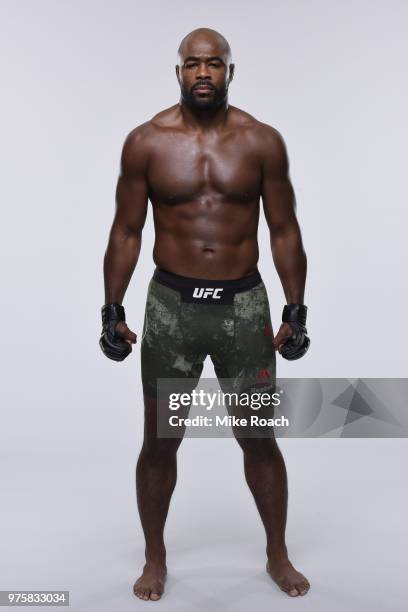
[100,27,311,601]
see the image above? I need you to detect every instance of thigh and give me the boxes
[142,392,187,453]
[211,282,276,392]
[141,279,206,399]
[210,283,277,437]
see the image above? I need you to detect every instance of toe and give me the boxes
[279,577,295,596]
[139,589,149,600]
[297,581,310,595]
[150,593,161,601]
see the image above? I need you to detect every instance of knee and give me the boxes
[237,436,280,461]
[140,437,182,465]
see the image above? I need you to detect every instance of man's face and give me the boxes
[177,39,233,110]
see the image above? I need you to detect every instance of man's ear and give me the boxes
[175,64,181,84]
[228,63,235,83]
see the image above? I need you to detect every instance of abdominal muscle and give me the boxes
[152,200,260,280]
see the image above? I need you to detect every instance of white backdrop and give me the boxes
[1,1,407,610]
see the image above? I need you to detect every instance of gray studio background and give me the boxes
[1,1,407,610]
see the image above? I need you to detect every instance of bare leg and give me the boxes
[133,394,184,601]
[236,436,310,597]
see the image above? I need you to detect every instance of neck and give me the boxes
[178,98,229,130]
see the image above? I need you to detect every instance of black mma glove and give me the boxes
[280,304,310,360]
[99,303,132,362]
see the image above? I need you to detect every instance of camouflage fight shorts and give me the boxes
[141,267,277,411]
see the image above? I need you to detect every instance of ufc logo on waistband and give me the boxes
[192,287,224,299]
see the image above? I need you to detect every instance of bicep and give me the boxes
[114,173,148,235]
[112,130,149,235]
[261,129,298,235]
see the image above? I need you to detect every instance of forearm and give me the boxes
[270,226,307,304]
[103,227,142,304]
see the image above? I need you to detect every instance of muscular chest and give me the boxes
[147,132,261,204]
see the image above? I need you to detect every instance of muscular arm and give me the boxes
[260,126,307,304]
[103,127,149,304]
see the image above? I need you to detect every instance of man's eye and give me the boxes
[185,63,197,68]
[209,63,221,67]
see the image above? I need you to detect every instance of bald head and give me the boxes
[177,28,232,66]
[176,28,234,111]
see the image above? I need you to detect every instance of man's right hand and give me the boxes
[99,303,137,362]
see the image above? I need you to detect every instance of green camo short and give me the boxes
[141,267,276,399]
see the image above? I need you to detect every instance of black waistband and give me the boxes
[152,267,263,304]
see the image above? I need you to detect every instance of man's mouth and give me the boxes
[193,84,214,93]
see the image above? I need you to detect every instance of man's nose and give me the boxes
[196,62,211,79]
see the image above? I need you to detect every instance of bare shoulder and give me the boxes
[254,120,289,173]
[228,105,258,127]
[254,120,287,159]
[122,116,162,152]
[150,104,180,128]
[229,107,287,160]
[119,121,150,175]
[121,105,180,161]
[228,106,279,134]
[120,109,171,176]
[120,106,180,176]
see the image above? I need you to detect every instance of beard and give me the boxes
[180,81,229,111]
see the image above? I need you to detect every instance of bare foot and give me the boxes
[133,561,167,601]
[266,557,310,597]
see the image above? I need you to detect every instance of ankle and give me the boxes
[145,546,166,566]
[266,544,288,563]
